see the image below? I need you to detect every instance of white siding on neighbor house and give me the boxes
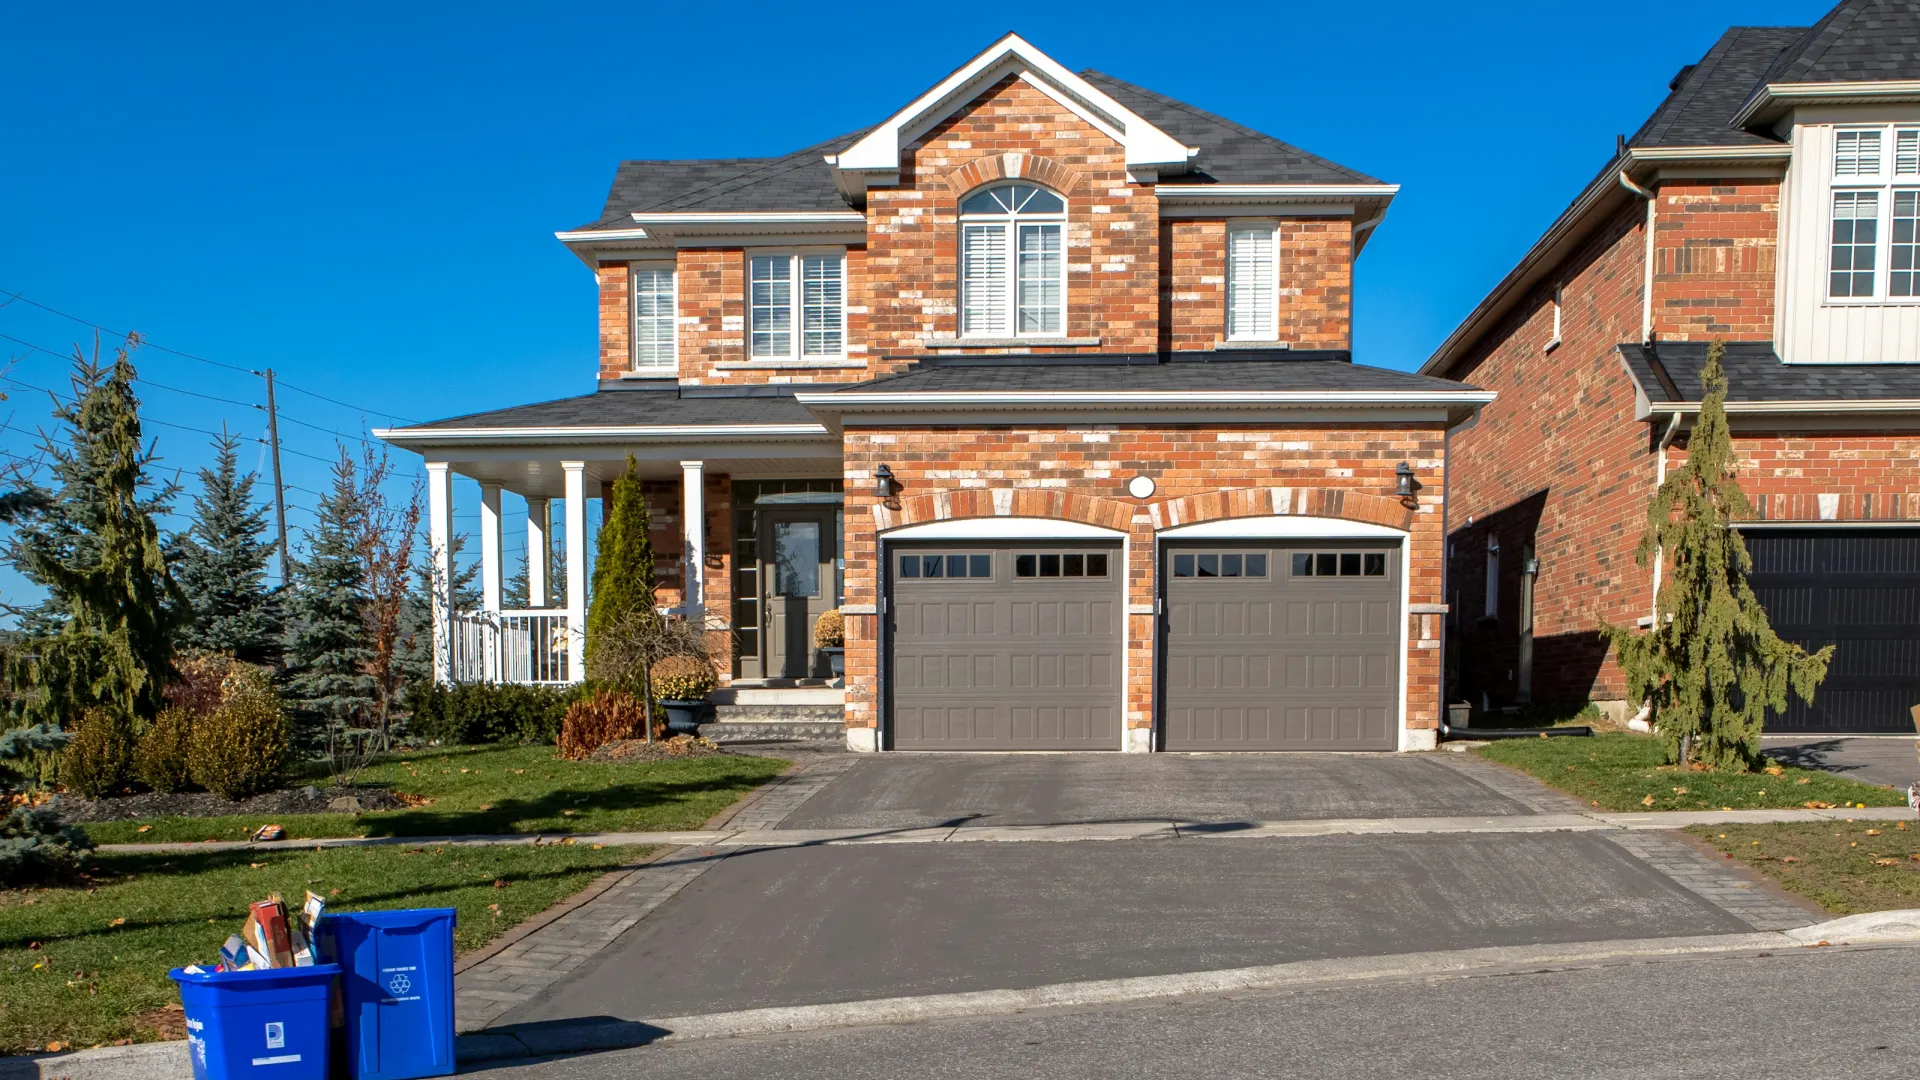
[1779,111,1920,364]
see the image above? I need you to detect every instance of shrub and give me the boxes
[404,681,581,746]
[557,689,647,760]
[0,804,93,885]
[134,706,196,793]
[813,609,844,649]
[188,664,288,799]
[166,650,234,716]
[59,708,135,798]
[650,655,717,702]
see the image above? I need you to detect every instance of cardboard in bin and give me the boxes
[317,909,456,1080]
[171,964,341,1080]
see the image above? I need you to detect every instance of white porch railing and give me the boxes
[450,609,574,685]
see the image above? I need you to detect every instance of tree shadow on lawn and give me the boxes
[351,772,768,836]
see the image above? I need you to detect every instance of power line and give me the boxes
[275,378,418,425]
[275,411,383,448]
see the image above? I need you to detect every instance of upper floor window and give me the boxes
[751,252,845,360]
[1827,125,1920,302]
[1226,224,1278,340]
[632,265,676,372]
[959,183,1065,338]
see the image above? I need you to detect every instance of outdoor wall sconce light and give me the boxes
[1395,461,1419,504]
[873,463,898,500]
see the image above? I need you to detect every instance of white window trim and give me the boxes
[1225,220,1281,342]
[1543,286,1563,353]
[1825,123,1920,307]
[630,261,678,374]
[958,185,1068,340]
[747,249,850,362]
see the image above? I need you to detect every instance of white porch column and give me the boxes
[478,483,503,682]
[680,460,705,618]
[425,462,454,685]
[563,461,589,683]
[526,498,550,608]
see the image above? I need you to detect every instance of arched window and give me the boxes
[958,182,1065,338]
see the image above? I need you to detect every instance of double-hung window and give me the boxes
[1226,223,1278,340]
[749,252,845,360]
[959,183,1066,338]
[1828,125,1920,301]
[631,265,677,372]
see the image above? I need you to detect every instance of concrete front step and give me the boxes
[710,686,845,706]
[712,703,845,724]
[700,720,845,743]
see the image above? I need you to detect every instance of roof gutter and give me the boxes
[1732,79,1920,131]
[1645,399,1920,415]
[373,423,833,445]
[795,389,1497,410]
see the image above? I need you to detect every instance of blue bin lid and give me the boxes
[170,964,341,986]
[318,908,457,928]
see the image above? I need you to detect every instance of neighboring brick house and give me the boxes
[1426,0,1920,733]
[378,35,1492,752]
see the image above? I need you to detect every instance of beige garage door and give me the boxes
[1162,543,1400,751]
[887,543,1123,750]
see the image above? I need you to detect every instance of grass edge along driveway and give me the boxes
[1689,820,1920,915]
[1476,732,1904,812]
[0,842,653,1055]
[79,745,789,844]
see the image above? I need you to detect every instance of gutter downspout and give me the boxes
[1649,411,1683,624]
[1618,171,1657,343]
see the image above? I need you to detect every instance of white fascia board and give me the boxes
[1624,145,1790,164]
[374,423,833,444]
[1153,184,1400,204]
[1160,514,1407,539]
[795,390,1497,410]
[1647,399,1920,415]
[1732,80,1920,128]
[834,34,1193,175]
[626,211,867,228]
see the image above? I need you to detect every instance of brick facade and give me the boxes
[1650,179,1778,341]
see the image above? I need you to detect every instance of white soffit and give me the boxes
[1160,515,1407,539]
[882,517,1126,540]
[831,34,1194,178]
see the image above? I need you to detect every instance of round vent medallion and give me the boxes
[1127,474,1156,499]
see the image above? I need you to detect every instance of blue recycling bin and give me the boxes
[319,909,457,1080]
[171,964,342,1080]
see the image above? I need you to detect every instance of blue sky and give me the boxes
[0,0,1828,608]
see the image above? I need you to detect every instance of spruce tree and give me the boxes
[1601,341,1833,771]
[282,452,374,745]
[585,455,656,671]
[7,337,183,723]
[176,429,281,664]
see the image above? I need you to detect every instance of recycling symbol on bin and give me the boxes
[387,973,412,997]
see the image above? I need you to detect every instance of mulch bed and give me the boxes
[57,784,408,823]
[588,735,729,762]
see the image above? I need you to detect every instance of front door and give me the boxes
[761,508,835,679]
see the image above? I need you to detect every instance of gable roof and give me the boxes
[1083,72,1379,184]
[1757,0,1920,85]
[1631,26,1808,148]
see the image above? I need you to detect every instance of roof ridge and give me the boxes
[1767,0,1866,83]
[1078,69,1378,184]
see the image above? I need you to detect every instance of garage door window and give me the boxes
[1014,551,1110,578]
[898,552,993,579]
[1170,552,1268,578]
[1291,551,1388,577]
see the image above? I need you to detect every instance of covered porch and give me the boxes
[375,388,845,687]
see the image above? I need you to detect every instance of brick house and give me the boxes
[377,35,1492,752]
[1426,0,1920,733]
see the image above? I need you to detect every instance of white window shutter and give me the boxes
[962,223,1009,337]
[1897,129,1919,176]
[800,254,844,356]
[1227,226,1277,339]
[631,268,675,370]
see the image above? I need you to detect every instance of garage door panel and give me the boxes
[890,543,1122,750]
[1165,543,1400,751]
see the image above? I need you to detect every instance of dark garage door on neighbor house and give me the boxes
[1744,527,1920,734]
[1162,543,1401,751]
[886,543,1124,750]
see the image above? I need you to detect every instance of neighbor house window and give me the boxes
[1226,224,1278,340]
[750,252,845,359]
[959,183,1065,338]
[1828,125,1920,301]
[631,265,676,372]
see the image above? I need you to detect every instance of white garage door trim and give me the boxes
[1157,515,1414,751]
[880,517,1134,751]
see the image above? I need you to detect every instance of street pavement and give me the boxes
[471,943,1920,1079]
[1763,734,1918,790]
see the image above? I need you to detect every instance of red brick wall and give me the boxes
[1162,218,1352,350]
[837,423,1449,744]
[1688,433,1920,522]
[1651,179,1779,341]
[597,263,629,381]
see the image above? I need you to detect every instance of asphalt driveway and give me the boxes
[496,831,1747,1024]
[775,753,1529,829]
[1763,735,1918,790]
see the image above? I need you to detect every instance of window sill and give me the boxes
[917,337,1102,349]
[1216,338,1292,350]
[715,359,867,369]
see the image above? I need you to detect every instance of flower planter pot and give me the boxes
[820,647,845,678]
[660,699,705,736]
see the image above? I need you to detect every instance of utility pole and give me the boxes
[262,368,292,586]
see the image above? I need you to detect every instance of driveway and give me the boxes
[775,753,1530,829]
[1763,735,1918,789]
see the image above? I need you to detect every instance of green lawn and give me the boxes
[1689,821,1920,915]
[0,843,650,1054]
[82,745,788,844]
[1477,732,1905,812]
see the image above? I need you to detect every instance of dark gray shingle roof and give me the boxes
[1080,72,1380,184]
[1619,341,1920,402]
[818,356,1477,396]
[1631,26,1807,148]
[407,389,820,430]
[1757,0,1920,85]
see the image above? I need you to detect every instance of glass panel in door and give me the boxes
[762,510,833,679]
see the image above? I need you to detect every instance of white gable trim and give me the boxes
[831,34,1194,187]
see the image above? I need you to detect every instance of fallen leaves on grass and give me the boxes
[105,918,124,928]
[1874,858,1899,866]
[1796,778,1812,785]
[135,825,151,834]
[1804,801,1835,809]
[1642,795,1656,806]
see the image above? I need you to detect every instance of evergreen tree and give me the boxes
[6,337,183,723]
[585,455,656,670]
[175,429,281,664]
[282,452,374,744]
[1601,341,1833,771]
[396,532,479,686]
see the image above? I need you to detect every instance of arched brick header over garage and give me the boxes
[873,485,1414,535]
